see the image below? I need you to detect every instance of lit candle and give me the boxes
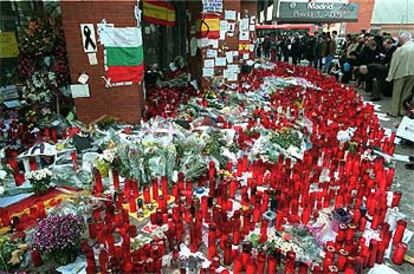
[391,242,408,265]
[393,220,407,245]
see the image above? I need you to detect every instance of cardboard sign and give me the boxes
[396,116,414,142]
[80,24,97,53]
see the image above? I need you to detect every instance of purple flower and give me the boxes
[33,214,85,253]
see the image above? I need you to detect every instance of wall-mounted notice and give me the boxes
[202,0,223,13]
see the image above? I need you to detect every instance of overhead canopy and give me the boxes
[277,1,359,23]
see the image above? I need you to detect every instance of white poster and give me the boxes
[215,57,226,67]
[202,68,214,77]
[239,31,249,41]
[396,116,414,142]
[80,24,97,53]
[204,59,215,68]
[202,0,223,13]
[71,84,90,98]
[240,19,249,31]
[225,10,236,21]
[206,49,217,58]
[225,51,234,63]
[220,20,228,31]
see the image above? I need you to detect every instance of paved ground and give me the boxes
[357,90,414,273]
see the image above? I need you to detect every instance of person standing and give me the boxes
[313,34,323,70]
[386,32,414,116]
[324,31,337,73]
[291,33,301,65]
[262,34,271,59]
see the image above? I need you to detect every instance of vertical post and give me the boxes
[272,0,279,24]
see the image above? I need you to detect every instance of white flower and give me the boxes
[26,168,53,182]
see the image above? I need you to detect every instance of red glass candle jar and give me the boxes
[233,257,243,274]
[112,169,120,190]
[298,262,308,274]
[391,191,401,208]
[152,180,159,201]
[375,240,386,264]
[392,220,407,245]
[367,239,378,268]
[31,248,43,267]
[256,252,266,274]
[392,242,407,265]
[267,255,277,274]
[246,258,256,274]
[285,250,296,274]
[143,186,151,203]
[337,249,349,271]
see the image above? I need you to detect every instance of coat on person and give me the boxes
[387,40,414,116]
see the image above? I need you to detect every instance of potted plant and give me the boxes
[26,168,53,194]
[33,214,85,266]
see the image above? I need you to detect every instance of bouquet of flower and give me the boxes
[33,214,85,266]
[26,168,53,194]
[22,71,58,104]
[0,235,27,272]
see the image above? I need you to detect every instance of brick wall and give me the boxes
[346,0,375,33]
[60,1,144,124]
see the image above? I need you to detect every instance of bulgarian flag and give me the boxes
[143,0,176,26]
[100,26,144,84]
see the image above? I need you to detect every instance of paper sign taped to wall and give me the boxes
[71,84,90,98]
[215,57,226,67]
[80,24,97,53]
[225,10,236,20]
[202,68,214,77]
[206,49,217,58]
[226,51,234,63]
[204,59,215,68]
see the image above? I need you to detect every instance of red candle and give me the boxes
[233,257,243,274]
[392,242,407,265]
[285,250,296,274]
[298,262,308,274]
[143,186,151,203]
[157,195,167,212]
[109,170,119,190]
[129,197,137,213]
[375,240,386,264]
[223,239,232,265]
[267,255,277,274]
[71,150,78,171]
[367,239,377,268]
[94,170,103,196]
[393,220,407,245]
[31,248,43,267]
[161,176,169,199]
[152,180,159,200]
[256,252,266,274]
[246,258,256,274]
[359,216,367,231]
[337,249,348,271]
[209,161,216,196]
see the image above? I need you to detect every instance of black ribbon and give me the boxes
[83,26,96,51]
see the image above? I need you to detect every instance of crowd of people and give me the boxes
[257,29,414,117]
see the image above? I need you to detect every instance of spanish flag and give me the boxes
[196,13,220,39]
[143,0,176,26]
